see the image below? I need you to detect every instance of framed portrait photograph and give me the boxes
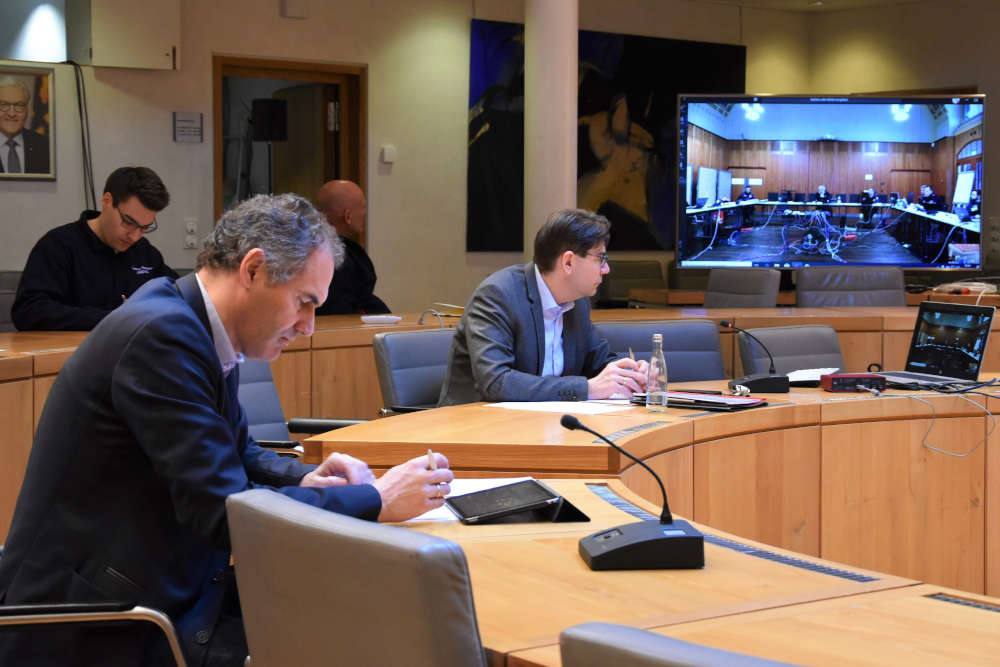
[0,64,55,181]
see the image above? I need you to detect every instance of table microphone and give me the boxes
[560,415,704,570]
[718,320,790,393]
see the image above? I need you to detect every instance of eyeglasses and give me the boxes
[587,252,609,267]
[116,205,158,234]
[0,102,27,114]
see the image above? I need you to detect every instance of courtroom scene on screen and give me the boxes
[677,95,984,270]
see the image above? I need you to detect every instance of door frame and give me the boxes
[212,55,367,222]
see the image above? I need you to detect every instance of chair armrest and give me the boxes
[387,405,433,414]
[286,418,368,434]
[0,602,134,616]
[255,440,304,459]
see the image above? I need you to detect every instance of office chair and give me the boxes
[237,359,364,456]
[0,602,188,666]
[227,489,487,667]
[373,328,455,414]
[703,267,780,308]
[737,325,844,375]
[594,320,725,382]
[560,622,798,667]
[594,259,665,309]
[795,265,905,307]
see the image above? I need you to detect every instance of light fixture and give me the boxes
[891,103,911,121]
[742,102,764,121]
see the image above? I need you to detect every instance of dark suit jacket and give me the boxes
[0,273,381,666]
[438,263,615,406]
[0,129,50,174]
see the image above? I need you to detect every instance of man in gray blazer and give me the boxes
[439,208,647,405]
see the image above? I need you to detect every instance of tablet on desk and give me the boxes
[445,479,561,524]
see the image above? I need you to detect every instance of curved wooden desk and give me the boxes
[306,384,998,597]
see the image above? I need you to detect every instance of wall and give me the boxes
[2,0,818,311]
[809,0,999,268]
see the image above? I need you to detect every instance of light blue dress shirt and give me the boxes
[534,265,575,377]
[195,273,245,376]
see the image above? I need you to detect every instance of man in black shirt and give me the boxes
[918,184,945,213]
[12,166,178,330]
[314,180,390,315]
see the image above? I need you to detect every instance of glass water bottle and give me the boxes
[646,333,668,412]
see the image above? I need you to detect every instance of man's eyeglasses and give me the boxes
[587,252,609,267]
[0,102,27,114]
[116,205,158,234]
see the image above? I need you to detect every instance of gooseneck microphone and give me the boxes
[719,320,790,393]
[561,414,672,523]
[561,415,704,570]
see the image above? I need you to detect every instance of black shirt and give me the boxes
[919,192,945,212]
[11,211,178,330]
[316,236,390,315]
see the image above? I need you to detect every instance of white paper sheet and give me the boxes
[406,477,532,522]
[485,401,632,415]
[786,367,839,383]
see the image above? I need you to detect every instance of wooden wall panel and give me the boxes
[311,347,383,420]
[821,417,985,592]
[270,349,312,420]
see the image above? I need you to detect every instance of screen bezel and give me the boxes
[675,93,986,272]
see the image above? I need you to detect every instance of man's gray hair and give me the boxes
[196,193,344,283]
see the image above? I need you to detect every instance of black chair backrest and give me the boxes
[796,266,905,307]
[373,328,456,411]
[738,325,844,375]
[594,320,725,382]
[704,268,780,308]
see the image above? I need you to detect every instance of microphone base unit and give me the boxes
[819,373,886,392]
[728,373,790,394]
[578,519,705,571]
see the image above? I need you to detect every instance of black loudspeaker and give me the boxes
[251,99,287,142]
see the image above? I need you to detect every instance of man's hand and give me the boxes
[374,452,455,522]
[587,358,647,399]
[300,452,376,488]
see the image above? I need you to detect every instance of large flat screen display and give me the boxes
[676,94,985,270]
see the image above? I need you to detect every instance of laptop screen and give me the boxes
[905,302,995,380]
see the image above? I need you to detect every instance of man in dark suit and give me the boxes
[438,208,647,406]
[314,180,390,315]
[0,76,49,174]
[0,194,454,666]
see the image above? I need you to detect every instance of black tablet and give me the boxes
[445,479,561,524]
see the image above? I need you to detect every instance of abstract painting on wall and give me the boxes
[467,19,744,251]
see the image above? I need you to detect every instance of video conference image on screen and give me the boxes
[676,95,984,270]
[910,309,992,377]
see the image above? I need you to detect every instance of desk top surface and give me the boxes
[404,479,915,661]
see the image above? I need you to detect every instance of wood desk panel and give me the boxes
[0,378,33,542]
[984,396,1000,597]
[821,417,986,592]
[412,480,911,665]
[509,584,1000,666]
[694,427,821,557]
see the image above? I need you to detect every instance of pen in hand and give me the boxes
[426,448,437,471]
[628,347,635,362]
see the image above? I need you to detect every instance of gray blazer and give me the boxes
[438,263,615,405]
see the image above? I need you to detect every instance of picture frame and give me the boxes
[0,64,55,181]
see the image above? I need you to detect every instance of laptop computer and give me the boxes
[877,301,995,387]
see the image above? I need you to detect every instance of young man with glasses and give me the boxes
[12,166,178,330]
[438,208,647,405]
[0,75,49,175]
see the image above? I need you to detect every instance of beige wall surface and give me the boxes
[2,0,987,312]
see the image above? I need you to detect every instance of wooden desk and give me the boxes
[309,386,996,595]
[407,479,915,666]
[508,581,1000,666]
